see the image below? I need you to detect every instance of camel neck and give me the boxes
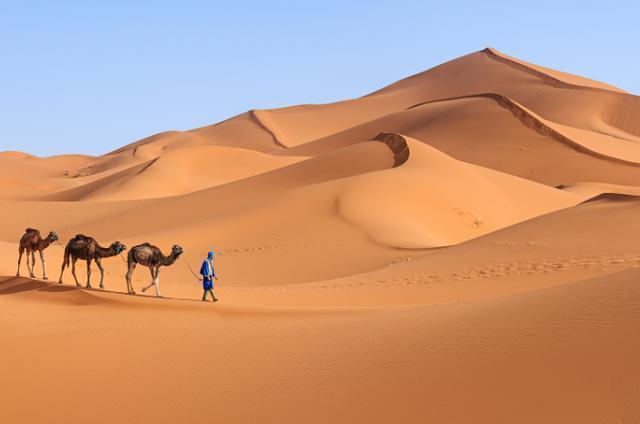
[37,239,52,250]
[161,254,178,266]
[96,244,116,258]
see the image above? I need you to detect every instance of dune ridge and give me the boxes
[481,47,628,94]
[408,93,640,166]
[250,109,289,148]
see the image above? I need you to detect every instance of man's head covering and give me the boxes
[207,251,215,260]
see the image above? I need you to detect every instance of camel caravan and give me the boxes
[16,228,186,298]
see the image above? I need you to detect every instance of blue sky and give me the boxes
[1,0,638,156]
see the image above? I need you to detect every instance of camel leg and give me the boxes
[86,258,93,288]
[125,263,136,295]
[24,249,31,277]
[24,250,30,277]
[142,267,155,293]
[40,250,48,280]
[16,246,24,277]
[58,259,66,284]
[71,257,81,287]
[30,251,36,278]
[153,267,161,297]
[96,258,105,289]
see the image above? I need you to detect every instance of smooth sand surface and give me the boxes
[1,48,640,423]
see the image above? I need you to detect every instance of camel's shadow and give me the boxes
[0,276,201,305]
[0,276,109,306]
[0,277,50,295]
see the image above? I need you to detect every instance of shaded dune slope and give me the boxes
[408,94,640,165]
[481,47,627,93]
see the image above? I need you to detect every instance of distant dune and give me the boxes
[1,48,640,423]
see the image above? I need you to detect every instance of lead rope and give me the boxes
[181,255,202,286]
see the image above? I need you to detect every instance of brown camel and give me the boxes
[58,234,127,289]
[125,243,183,297]
[16,228,59,280]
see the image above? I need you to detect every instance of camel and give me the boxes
[16,228,59,280]
[125,243,183,297]
[58,234,127,289]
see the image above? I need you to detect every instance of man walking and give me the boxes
[199,251,218,302]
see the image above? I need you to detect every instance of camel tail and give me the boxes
[62,242,72,270]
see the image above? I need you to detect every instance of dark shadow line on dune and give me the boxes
[481,47,631,96]
[580,193,640,203]
[408,93,640,167]
[0,278,49,295]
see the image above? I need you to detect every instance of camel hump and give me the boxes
[74,234,90,240]
[25,227,38,234]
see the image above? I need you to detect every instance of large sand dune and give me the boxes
[1,48,640,423]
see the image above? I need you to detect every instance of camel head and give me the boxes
[171,245,184,258]
[111,241,127,254]
[47,231,59,242]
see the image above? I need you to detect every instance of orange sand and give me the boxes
[1,48,639,423]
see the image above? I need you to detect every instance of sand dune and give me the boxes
[1,48,640,423]
[45,145,306,201]
[0,154,97,199]
[111,111,287,157]
[9,48,640,196]
[286,95,640,186]
[337,133,585,248]
[94,47,640,157]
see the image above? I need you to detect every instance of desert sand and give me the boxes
[1,48,640,423]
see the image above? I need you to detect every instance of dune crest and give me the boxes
[481,47,628,93]
[408,93,640,165]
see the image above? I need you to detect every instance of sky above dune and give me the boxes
[1,0,639,156]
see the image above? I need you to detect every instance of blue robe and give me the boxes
[199,259,216,290]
